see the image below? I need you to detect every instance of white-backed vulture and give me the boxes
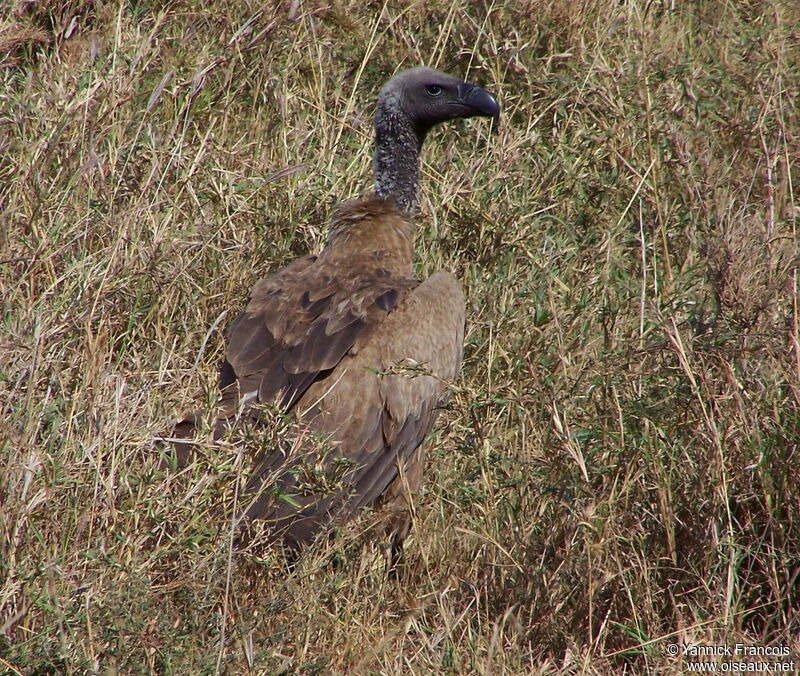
[172,67,499,566]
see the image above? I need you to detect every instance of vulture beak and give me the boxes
[458,82,501,119]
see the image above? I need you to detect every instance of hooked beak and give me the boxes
[458,81,501,119]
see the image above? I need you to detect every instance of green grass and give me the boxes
[2,0,799,673]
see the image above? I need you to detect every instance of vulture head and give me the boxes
[379,66,500,141]
[373,66,499,213]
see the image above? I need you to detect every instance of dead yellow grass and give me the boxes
[1,0,799,673]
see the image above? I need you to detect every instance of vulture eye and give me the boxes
[425,84,443,97]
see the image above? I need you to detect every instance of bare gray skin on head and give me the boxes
[372,66,500,214]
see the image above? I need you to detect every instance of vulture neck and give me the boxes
[372,95,424,215]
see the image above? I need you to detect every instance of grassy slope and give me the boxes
[1,0,799,673]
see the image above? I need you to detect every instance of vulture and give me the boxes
[172,67,499,567]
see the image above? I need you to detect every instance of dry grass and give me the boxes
[2,0,799,673]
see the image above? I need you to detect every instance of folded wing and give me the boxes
[236,271,465,550]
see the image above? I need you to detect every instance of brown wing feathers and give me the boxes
[238,376,440,550]
[235,270,465,551]
[222,262,417,417]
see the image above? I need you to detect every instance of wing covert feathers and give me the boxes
[221,198,419,417]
